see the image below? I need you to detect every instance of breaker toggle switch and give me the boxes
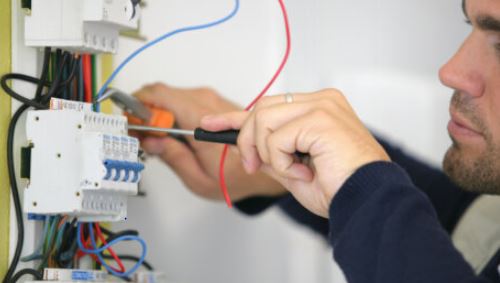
[104,160,144,183]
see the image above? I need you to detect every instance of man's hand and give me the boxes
[133,83,285,201]
[201,89,391,217]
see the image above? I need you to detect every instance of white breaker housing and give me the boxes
[24,106,144,221]
[25,0,140,53]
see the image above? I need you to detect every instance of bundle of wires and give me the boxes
[76,222,149,278]
[2,47,76,283]
[19,217,152,281]
[1,49,151,282]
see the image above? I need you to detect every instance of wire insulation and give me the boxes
[218,0,292,207]
[95,0,240,102]
[94,223,126,273]
[76,223,147,278]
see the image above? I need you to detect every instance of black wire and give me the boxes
[2,47,53,283]
[100,254,154,271]
[98,226,139,238]
[54,219,78,267]
[41,53,70,104]
[35,47,51,100]
[0,53,71,109]
[0,74,49,109]
[57,55,78,93]
[3,104,30,283]
[9,268,42,283]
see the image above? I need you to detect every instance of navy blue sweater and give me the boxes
[236,139,500,282]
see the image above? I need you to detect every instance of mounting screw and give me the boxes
[56,153,61,158]
[94,182,99,188]
[76,192,81,197]
[77,124,82,129]
[35,116,39,121]
[32,201,37,207]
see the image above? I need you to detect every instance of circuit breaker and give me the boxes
[23,99,144,222]
[24,0,140,53]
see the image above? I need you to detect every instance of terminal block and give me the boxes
[24,99,144,221]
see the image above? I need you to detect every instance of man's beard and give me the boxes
[443,92,500,194]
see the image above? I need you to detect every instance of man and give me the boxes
[133,0,500,281]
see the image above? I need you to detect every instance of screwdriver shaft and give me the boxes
[128,125,195,136]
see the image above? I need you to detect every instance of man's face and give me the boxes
[440,0,500,194]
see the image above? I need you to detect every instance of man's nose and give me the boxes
[439,33,485,98]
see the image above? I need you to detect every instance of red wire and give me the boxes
[76,223,122,273]
[94,223,126,273]
[83,55,92,103]
[218,0,292,207]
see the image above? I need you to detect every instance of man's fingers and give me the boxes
[133,84,169,108]
[201,111,261,173]
[200,111,249,132]
[253,101,330,164]
[265,112,324,181]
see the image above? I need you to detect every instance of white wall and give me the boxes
[112,1,470,282]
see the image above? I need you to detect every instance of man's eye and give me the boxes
[465,19,472,25]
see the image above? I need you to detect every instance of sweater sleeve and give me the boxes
[329,161,488,283]
[376,137,478,233]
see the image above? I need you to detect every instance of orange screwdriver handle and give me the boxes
[126,107,175,137]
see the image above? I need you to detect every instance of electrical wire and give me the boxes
[218,0,292,207]
[3,104,30,283]
[10,268,42,283]
[83,54,92,103]
[35,47,51,100]
[94,223,126,273]
[91,55,99,112]
[76,223,147,278]
[0,74,50,109]
[1,49,85,281]
[100,254,154,271]
[0,52,71,110]
[21,217,50,262]
[1,46,56,282]
[95,0,241,103]
[78,57,84,101]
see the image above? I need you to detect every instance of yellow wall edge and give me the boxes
[100,54,113,114]
[0,0,12,279]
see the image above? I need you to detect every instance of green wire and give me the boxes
[49,52,56,83]
[91,54,98,111]
[39,216,60,270]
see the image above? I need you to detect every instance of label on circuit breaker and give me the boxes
[43,268,107,281]
[103,134,139,161]
[49,98,92,112]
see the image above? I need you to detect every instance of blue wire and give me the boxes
[21,216,50,262]
[95,0,240,102]
[76,223,147,278]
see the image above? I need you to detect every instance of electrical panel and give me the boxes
[24,99,144,222]
[25,0,141,53]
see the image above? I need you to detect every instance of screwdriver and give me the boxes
[128,125,240,145]
[128,124,308,159]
